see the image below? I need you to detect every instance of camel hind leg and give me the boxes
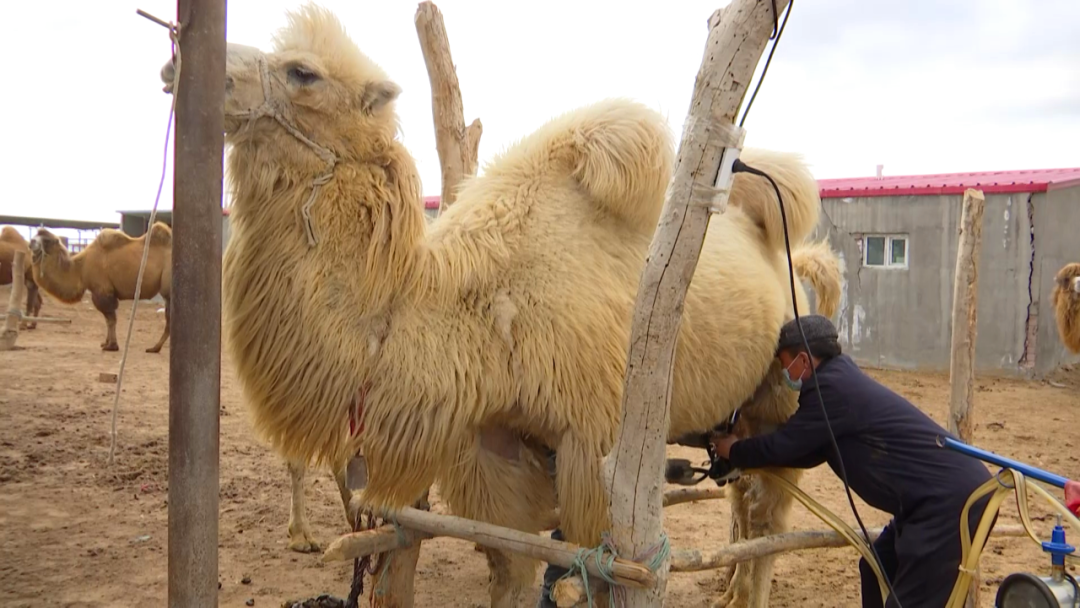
[146,296,170,353]
[438,427,557,608]
[91,291,120,351]
[286,459,321,553]
[712,468,799,608]
[331,460,356,526]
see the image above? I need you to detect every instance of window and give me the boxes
[863,234,908,269]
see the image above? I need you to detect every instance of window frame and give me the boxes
[862,234,909,270]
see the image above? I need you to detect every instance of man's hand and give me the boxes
[709,432,740,459]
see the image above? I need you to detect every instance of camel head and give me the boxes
[1053,262,1080,354]
[28,227,66,266]
[1059,263,1080,296]
[159,3,402,166]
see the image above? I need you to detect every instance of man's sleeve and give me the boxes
[728,382,855,470]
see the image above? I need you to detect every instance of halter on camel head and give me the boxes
[160,43,339,247]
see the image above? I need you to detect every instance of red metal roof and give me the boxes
[818,168,1080,198]
[415,168,1080,208]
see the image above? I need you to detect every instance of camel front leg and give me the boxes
[712,468,798,608]
[146,296,170,353]
[91,292,120,351]
[21,280,40,330]
[286,459,321,553]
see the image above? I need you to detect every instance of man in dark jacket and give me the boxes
[710,314,995,608]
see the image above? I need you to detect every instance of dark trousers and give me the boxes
[859,497,996,608]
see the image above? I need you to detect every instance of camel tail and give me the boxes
[489,98,675,234]
[730,148,821,254]
[148,221,172,248]
[791,239,842,320]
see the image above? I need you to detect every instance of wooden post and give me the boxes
[168,0,226,606]
[600,2,789,606]
[1,250,27,350]
[948,187,985,607]
[414,0,482,212]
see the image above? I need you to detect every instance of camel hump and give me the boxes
[1,226,28,246]
[147,221,172,248]
[729,148,821,254]
[96,222,172,252]
[95,228,138,251]
[493,98,675,234]
[790,239,842,320]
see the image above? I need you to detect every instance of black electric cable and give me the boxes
[737,0,794,128]
[731,158,903,607]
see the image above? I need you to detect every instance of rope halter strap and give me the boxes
[227,52,339,247]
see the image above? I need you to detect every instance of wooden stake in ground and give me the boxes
[1,250,28,350]
[599,2,790,606]
[414,0,482,212]
[948,187,986,608]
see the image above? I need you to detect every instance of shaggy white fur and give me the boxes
[159,5,845,606]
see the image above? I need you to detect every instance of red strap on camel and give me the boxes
[1065,479,1080,517]
[348,384,370,438]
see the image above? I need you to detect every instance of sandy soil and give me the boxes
[1,286,1079,608]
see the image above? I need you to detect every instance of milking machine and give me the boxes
[664,431,1080,608]
[939,436,1080,608]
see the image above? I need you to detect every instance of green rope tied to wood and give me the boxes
[557,531,671,608]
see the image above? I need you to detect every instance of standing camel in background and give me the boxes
[1053,262,1080,354]
[1,226,44,330]
[28,224,172,353]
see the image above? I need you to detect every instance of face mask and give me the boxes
[782,357,804,391]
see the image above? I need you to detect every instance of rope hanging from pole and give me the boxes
[107,14,182,466]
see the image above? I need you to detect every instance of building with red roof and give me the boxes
[814,166,1080,376]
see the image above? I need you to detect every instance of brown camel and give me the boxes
[1053,262,1080,354]
[28,224,172,353]
[0,226,44,330]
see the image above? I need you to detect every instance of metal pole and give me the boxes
[938,436,1070,489]
[169,0,225,605]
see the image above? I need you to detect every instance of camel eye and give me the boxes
[287,65,320,86]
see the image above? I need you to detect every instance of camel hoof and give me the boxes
[102,343,120,352]
[287,535,322,554]
[711,589,742,608]
[146,347,161,354]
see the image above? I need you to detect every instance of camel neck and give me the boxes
[35,250,85,304]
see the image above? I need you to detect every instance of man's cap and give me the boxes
[777,314,838,352]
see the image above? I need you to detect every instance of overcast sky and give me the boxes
[3,0,1078,226]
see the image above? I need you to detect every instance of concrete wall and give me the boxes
[1032,184,1080,374]
[814,192,1035,373]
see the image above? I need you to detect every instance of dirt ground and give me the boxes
[1,286,1079,608]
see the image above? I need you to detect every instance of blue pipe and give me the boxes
[937,435,1070,489]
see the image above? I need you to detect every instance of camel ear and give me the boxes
[359,80,401,115]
